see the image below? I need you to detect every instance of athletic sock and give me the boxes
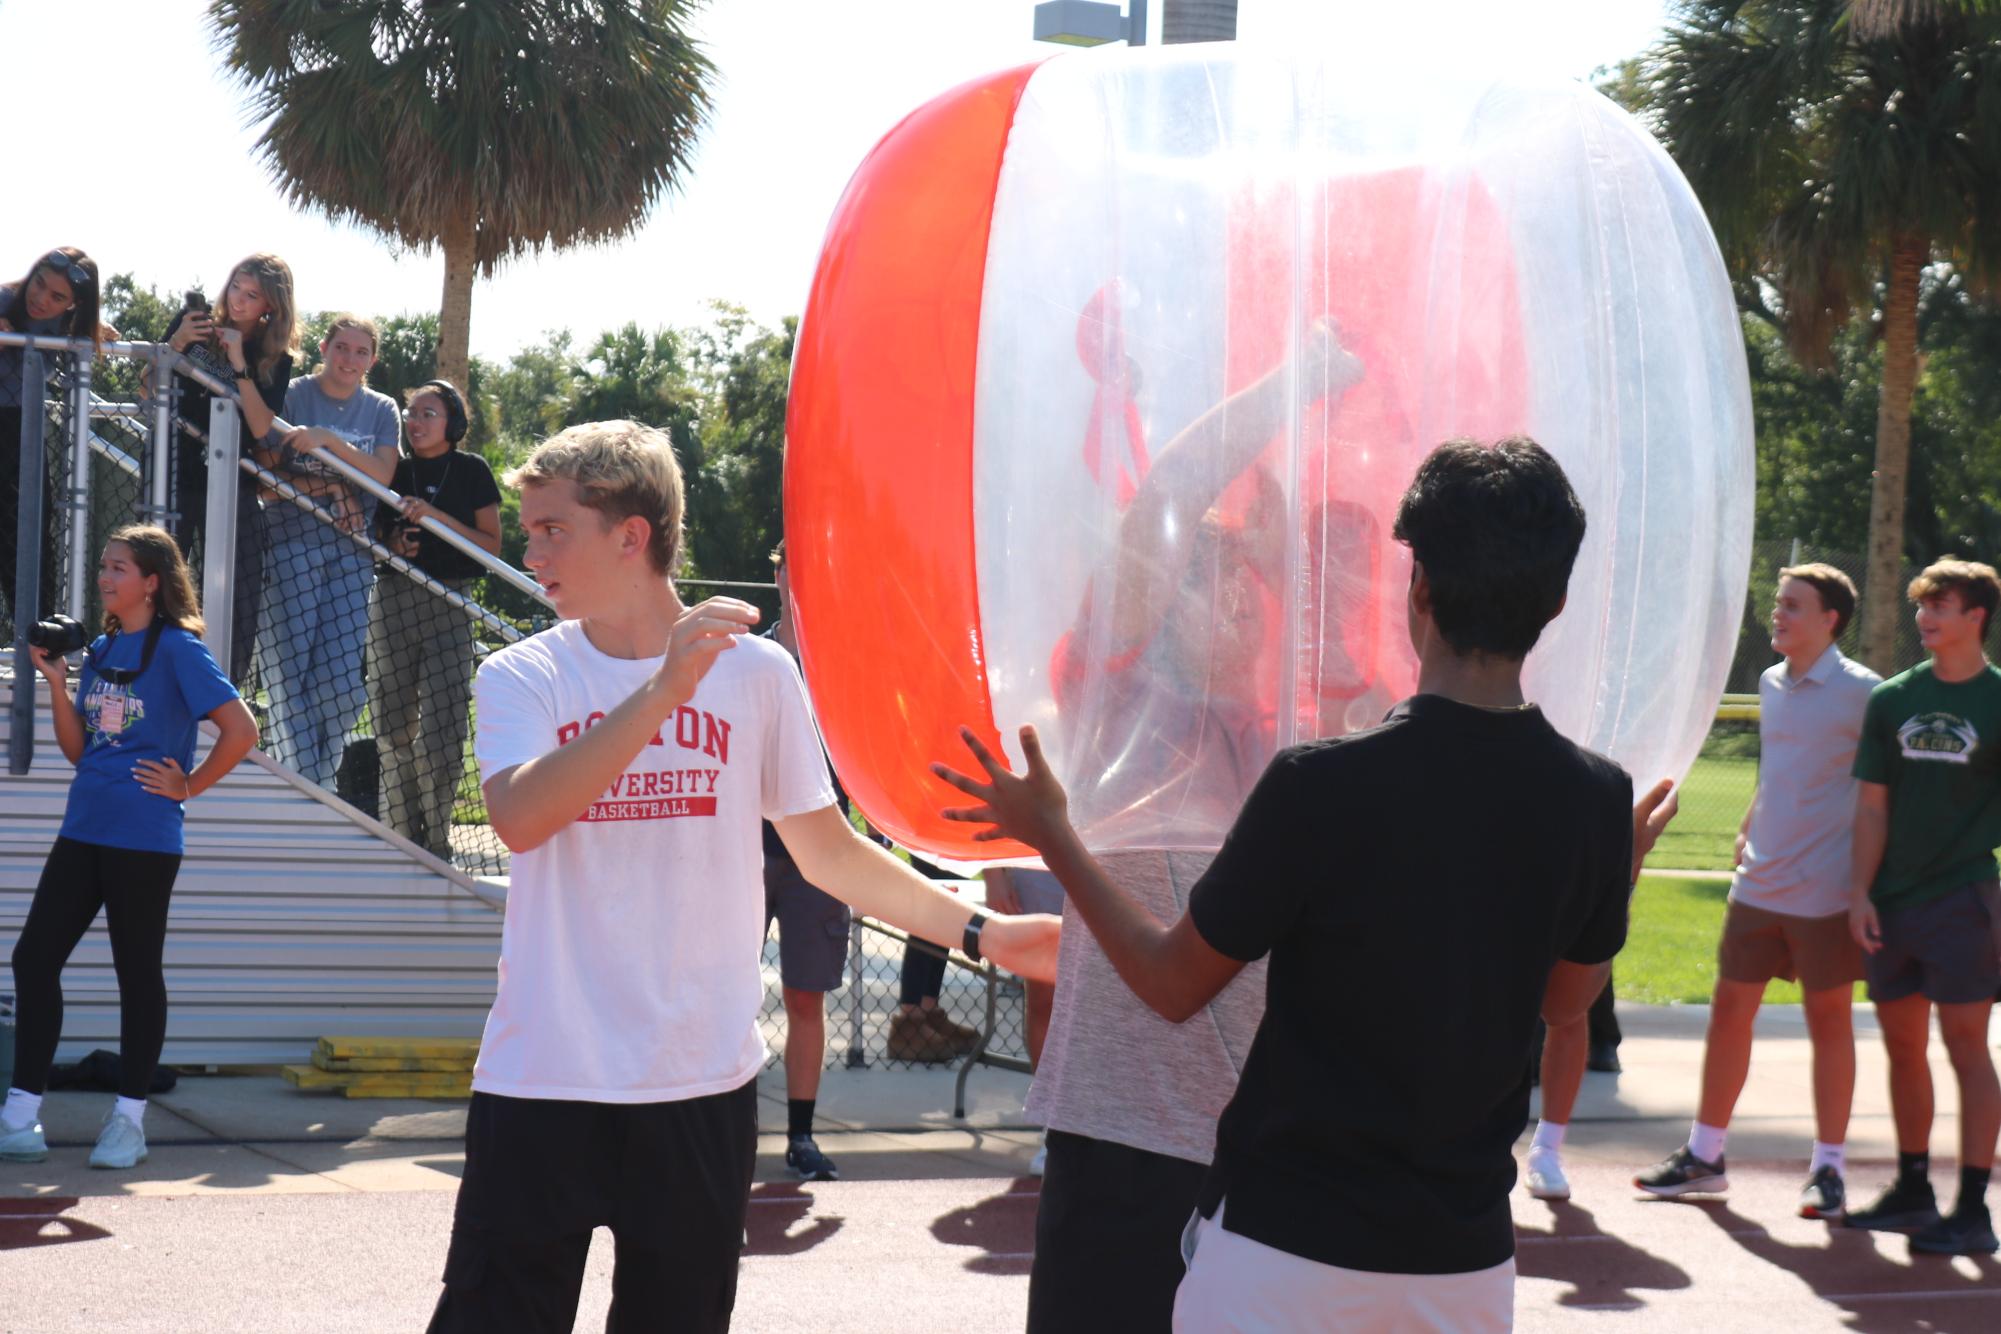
[1687,1121,1727,1165]
[113,1096,146,1129]
[1898,1150,1930,1186]
[1531,1120,1566,1154]
[1809,1141,1844,1176]
[1956,1166,1991,1218]
[2,1088,42,1130]
[787,1098,816,1141]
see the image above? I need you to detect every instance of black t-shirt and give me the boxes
[1187,694,1633,1275]
[163,308,291,503]
[377,448,502,580]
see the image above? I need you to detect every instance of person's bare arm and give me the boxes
[136,699,260,802]
[28,646,85,764]
[1106,321,1361,654]
[401,497,503,556]
[290,427,399,485]
[1734,783,1756,869]
[1543,778,1677,1025]
[483,600,759,852]
[934,725,1243,1021]
[773,805,1058,984]
[1848,781,1890,952]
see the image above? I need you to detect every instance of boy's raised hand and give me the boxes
[656,596,759,705]
[933,725,1073,853]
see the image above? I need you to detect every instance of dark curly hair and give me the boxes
[1391,436,1586,660]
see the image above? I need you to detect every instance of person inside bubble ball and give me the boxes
[1004,320,1377,1333]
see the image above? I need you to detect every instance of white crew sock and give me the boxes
[2,1087,42,1130]
[113,1096,147,1129]
[1531,1120,1567,1154]
[1687,1120,1728,1164]
[1809,1141,1844,1175]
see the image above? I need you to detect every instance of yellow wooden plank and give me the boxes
[281,1064,346,1089]
[312,1054,477,1073]
[342,1077,472,1099]
[315,1036,481,1062]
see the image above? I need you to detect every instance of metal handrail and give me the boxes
[2,331,553,612]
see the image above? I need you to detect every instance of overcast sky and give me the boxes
[1,0,1674,361]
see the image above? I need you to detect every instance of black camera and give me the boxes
[185,288,209,316]
[27,613,89,655]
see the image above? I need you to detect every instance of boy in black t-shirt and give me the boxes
[938,438,1674,1329]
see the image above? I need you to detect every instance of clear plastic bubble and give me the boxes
[788,47,1753,856]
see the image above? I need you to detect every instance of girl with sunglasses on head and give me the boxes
[0,247,117,628]
[365,379,502,860]
[153,254,302,683]
[0,526,257,1171]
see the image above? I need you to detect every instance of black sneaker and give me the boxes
[1634,1146,1728,1198]
[1798,1165,1846,1220]
[785,1136,839,1182]
[1909,1207,1999,1256]
[1844,1177,1939,1233]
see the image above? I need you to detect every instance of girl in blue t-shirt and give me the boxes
[0,527,259,1171]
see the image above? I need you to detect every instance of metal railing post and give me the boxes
[10,349,48,776]
[65,351,94,621]
[202,398,242,674]
[149,346,174,523]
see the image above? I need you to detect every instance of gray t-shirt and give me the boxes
[1023,849,1267,1166]
[1733,645,1881,917]
[266,375,399,545]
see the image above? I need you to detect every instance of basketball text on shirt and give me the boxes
[557,702,731,821]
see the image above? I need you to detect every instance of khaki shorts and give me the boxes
[1718,900,1864,993]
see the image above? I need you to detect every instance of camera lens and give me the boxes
[26,614,89,655]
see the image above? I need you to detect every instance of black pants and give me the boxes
[9,836,182,1099]
[428,1081,760,1334]
[1028,1130,1211,1334]
[1,404,61,629]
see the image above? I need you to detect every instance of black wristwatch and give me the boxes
[961,910,990,963]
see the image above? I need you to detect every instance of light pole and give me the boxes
[1031,0,1148,47]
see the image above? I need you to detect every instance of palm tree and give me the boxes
[208,0,714,393]
[1643,1,2001,670]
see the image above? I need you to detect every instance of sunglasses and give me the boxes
[40,251,92,290]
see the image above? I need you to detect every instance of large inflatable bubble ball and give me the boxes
[785,45,1752,858]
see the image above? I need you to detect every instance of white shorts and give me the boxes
[1173,1201,1515,1333]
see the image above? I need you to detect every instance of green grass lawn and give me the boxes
[1645,752,1757,873]
[1620,874,1864,1005]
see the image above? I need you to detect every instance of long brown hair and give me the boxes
[219,252,300,380]
[7,246,104,353]
[103,524,204,637]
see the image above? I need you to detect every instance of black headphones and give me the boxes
[417,379,469,445]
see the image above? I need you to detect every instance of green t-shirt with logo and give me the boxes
[1851,661,2001,909]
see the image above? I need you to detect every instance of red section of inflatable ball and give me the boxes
[785,61,1043,858]
[1224,168,1529,734]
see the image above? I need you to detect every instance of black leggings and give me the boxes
[9,836,182,1099]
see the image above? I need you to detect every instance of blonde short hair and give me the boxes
[506,419,686,575]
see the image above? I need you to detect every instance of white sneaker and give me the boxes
[1525,1147,1570,1200]
[1028,1133,1048,1177]
[88,1111,147,1170]
[0,1116,48,1163]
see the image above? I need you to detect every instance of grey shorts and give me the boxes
[764,860,852,993]
[1865,878,2001,1006]
[1009,869,1067,916]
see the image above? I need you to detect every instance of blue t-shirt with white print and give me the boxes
[59,625,240,855]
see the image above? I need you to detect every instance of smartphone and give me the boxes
[185,289,209,316]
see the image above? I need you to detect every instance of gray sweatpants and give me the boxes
[366,570,475,859]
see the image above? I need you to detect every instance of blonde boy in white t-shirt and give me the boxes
[425,421,1058,1334]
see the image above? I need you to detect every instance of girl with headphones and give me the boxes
[365,379,502,861]
[0,526,258,1169]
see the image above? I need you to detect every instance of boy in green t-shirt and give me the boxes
[1846,559,2001,1256]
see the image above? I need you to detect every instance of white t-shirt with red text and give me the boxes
[470,620,836,1103]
